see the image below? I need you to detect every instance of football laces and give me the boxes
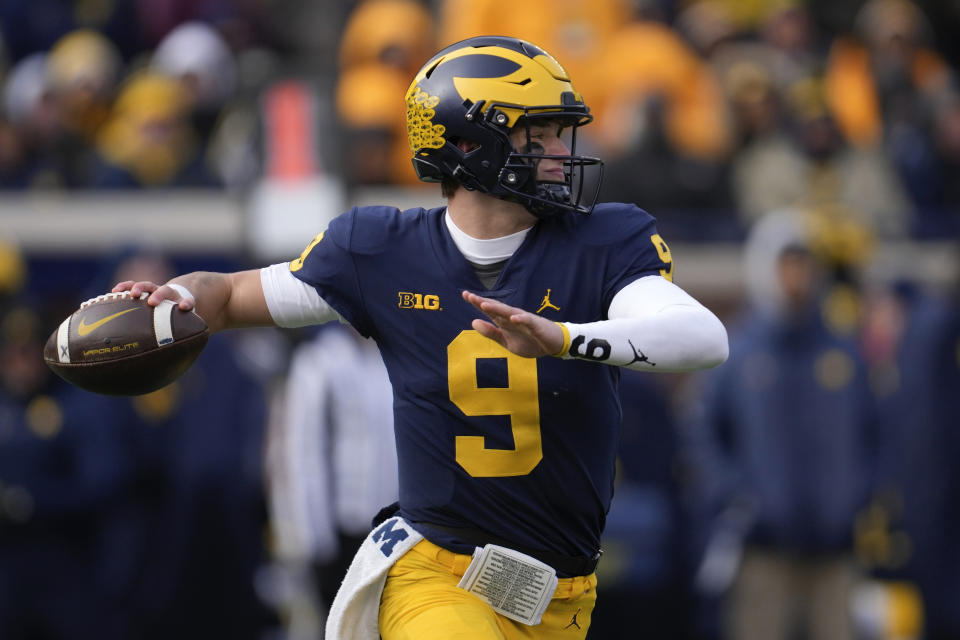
[80,290,150,309]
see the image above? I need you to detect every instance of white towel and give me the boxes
[325,516,424,640]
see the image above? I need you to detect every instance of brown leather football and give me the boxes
[43,291,209,396]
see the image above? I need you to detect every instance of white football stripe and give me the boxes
[57,317,71,363]
[154,300,176,346]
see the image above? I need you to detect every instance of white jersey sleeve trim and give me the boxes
[558,275,728,372]
[260,262,345,328]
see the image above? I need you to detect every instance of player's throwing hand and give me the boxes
[112,280,195,311]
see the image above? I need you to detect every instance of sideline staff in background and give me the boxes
[112,36,728,639]
[269,323,398,619]
[687,210,876,640]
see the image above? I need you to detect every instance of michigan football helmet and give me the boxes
[405,36,603,216]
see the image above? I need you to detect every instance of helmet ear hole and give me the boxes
[454,138,479,153]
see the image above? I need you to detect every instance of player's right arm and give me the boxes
[116,207,401,335]
[113,263,344,333]
[113,270,272,333]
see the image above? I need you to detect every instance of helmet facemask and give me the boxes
[496,110,603,218]
[450,100,603,218]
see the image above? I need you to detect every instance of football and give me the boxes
[43,291,209,396]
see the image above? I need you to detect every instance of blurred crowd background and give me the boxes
[1,0,959,639]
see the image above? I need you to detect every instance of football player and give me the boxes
[114,36,728,639]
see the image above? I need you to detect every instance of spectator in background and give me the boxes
[152,21,238,145]
[150,20,251,191]
[756,3,819,88]
[339,0,435,80]
[42,30,120,188]
[865,266,960,640]
[731,75,911,237]
[2,54,59,188]
[266,323,399,632]
[706,2,819,106]
[335,0,435,187]
[590,15,731,164]
[825,0,954,231]
[685,209,877,640]
[673,0,738,60]
[825,0,950,149]
[724,62,785,155]
[1,35,115,190]
[846,279,923,640]
[336,62,413,186]
[592,16,734,232]
[90,71,219,187]
[47,30,119,147]
[0,297,130,639]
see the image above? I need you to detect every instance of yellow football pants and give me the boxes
[379,538,597,640]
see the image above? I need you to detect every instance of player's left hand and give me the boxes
[462,290,563,358]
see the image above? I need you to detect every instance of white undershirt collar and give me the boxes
[444,211,531,265]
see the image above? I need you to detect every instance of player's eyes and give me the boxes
[528,125,565,141]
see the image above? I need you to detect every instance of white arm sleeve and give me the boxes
[559,275,728,372]
[260,262,346,328]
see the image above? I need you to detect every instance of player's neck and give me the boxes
[446,189,536,239]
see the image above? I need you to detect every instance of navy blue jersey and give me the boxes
[289,203,672,560]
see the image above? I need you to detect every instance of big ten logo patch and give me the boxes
[398,292,441,310]
[371,518,409,557]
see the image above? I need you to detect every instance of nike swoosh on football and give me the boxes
[77,307,140,337]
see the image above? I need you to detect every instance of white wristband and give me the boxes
[167,283,195,303]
